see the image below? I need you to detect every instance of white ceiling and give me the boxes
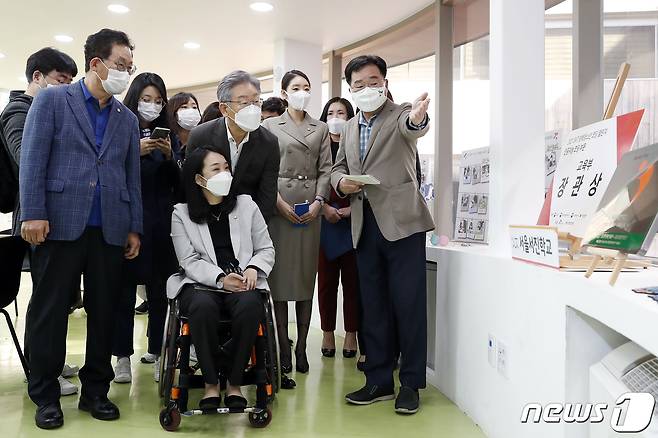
[0,0,433,90]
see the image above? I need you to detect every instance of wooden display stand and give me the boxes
[579,62,653,285]
[557,63,637,274]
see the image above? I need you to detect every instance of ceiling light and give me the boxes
[184,42,201,50]
[107,4,130,13]
[250,2,274,12]
[54,35,73,43]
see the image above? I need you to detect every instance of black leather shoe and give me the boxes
[295,351,309,373]
[78,395,120,421]
[35,402,63,429]
[321,348,336,357]
[343,349,357,358]
[281,362,292,374]
[345,384,395,405]
[395,386,420,414]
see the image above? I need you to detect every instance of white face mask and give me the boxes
[95,60,131,95]
[327,117,347,135]
[37,72,57,91]
[201,171,233,197]
[138,101,163,122]
[228,104,262,133]
[177,108,201,131]
[286,90,311,111]
[350,86,387,112]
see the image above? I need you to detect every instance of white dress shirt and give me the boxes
[226,121,250,171]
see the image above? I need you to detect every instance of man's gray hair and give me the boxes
[216,70,261,102]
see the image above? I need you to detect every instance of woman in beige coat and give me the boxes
[261,69,332,374]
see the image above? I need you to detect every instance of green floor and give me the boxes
[0,273,485,437]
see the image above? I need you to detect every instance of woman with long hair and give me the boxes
[112,72,180,383]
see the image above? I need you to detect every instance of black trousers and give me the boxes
[112,276,167,357]
[26,228,123,406]
[356,201,427,390]
[179,286,264,386]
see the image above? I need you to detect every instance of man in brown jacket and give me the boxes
[331,55,434,415]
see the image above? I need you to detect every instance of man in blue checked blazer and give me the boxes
[19,29,142,430]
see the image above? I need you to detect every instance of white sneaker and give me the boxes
[154,358,160,382]
[140,352,158,364]
[61,363,79,378]
[114,357,132,384]
[58,376,78,396]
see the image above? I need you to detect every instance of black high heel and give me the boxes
[321,348,336,358]
[295,351,309,373]
[343,349,357,358]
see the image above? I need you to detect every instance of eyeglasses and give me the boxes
[224,99,263,109]
[350,82,384,92]
[104,58,137,76]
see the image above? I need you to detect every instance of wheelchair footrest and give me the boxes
[182,407,264,417]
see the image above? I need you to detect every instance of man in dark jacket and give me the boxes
[0,48,81,399]
[0,47,78,236]
[187,70,280,222]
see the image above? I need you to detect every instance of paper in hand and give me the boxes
[343,174,381,185]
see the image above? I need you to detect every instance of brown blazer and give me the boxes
[331,100,435,247]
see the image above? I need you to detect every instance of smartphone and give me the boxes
[150,127,170,140]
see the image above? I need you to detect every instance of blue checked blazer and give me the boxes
[19,81,143,246]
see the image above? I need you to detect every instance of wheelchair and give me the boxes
[158,288,281,431]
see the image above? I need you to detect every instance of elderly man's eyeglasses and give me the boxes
[224,99,263,109]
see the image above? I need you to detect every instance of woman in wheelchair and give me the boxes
[167,145,275,411]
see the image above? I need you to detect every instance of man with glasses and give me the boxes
[19,28,142,429]
[331,55,434,415]
[187,70,280,221]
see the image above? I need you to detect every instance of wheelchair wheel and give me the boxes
[264,294,281,396]
[160,301,180,401]
[159,406,181,432]
[248,408,272,428]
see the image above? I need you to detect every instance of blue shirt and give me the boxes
[358,112,378,162]
[80,79,113,227]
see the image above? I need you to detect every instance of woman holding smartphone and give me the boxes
[262,70,332,374]
[112,72,181,384]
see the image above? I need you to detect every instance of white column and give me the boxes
[488,0,545,254]
[434,2,454,238]
[273,39,324,118]
[572,0,603,129]
[327,50,343,100]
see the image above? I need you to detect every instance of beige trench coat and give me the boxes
[262,111,332,301]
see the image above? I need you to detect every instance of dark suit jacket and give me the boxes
[187,117,279,222]
[19,81,143,246]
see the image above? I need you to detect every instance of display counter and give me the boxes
[426,243,658,438]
